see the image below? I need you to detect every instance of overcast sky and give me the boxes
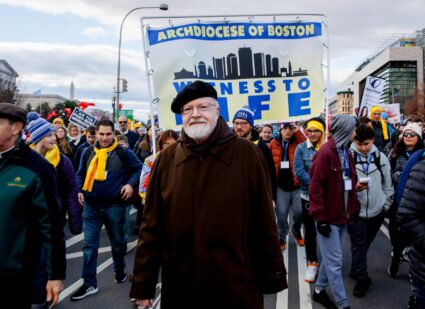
[1,0,424,119]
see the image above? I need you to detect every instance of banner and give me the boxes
[146,20,325,129]
[69,107,97,129]
[118,109,134,121]
[380,103,401,124]
[358,76,386,117]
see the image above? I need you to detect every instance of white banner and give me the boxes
[380,103,401,124]
[358,76,386,117]
[145,19,326,129]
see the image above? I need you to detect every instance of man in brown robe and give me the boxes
[130,81,287,309]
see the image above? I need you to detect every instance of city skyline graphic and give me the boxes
[174,46,308,80]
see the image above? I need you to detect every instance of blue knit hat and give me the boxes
[233,108,254,127]
[27,118,56,144]
[26,111,40,124]
[381,111,389,119]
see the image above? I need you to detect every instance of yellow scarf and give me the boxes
[82,139,118,192]
[306,120,325,151]
[370,106,389,141]
[30,144,61,168]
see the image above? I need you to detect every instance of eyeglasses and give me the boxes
[118,121,128,124]
[306,129,321,135]
[181,103,215,115]
[403,132,417,138]
[233,121,249,127]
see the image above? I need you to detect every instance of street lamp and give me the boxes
[115,3,168,121]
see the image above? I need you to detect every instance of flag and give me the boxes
[33,89,41,96]
[78,102,95,110]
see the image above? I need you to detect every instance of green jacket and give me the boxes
[0,138,66,280]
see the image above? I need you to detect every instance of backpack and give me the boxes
[354,151,384,180]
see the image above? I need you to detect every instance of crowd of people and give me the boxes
[1,80,425,309]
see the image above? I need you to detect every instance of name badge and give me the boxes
[344,179,352,191]
[280,161,290,169]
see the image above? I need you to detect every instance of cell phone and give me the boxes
[358,177,371,186]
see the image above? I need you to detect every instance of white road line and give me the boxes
[276,237,288,309]
[297,232,313,308]
[66,246,114,260]
[65,208,137,248]
[380,224,390,240]
[59,240,138,303]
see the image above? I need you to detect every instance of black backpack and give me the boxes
[82,144,128,169]
[354,151,384,180]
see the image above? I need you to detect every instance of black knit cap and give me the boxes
[171,80,217,114]
[0,102,27,125]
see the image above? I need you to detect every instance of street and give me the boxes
[57,209,411,309]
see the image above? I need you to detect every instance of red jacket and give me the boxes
[308,138,360,224]
[268,130,306,187]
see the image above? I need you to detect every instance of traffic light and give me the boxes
[121,79,128,92]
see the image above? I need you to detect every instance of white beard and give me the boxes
[184,118,217,141]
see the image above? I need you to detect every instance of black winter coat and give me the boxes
[398,160,425,283]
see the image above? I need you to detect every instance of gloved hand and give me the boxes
[317,221,331,237]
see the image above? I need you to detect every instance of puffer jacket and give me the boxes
[268,130,306,187]
[398,160,425,283]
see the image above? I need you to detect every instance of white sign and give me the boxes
[145,18,326,129]
[69,107,97,129]
[358,76,386,117]
[380,103,401,124]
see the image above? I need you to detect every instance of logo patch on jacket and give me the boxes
[6,176,27,188]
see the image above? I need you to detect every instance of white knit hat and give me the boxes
[403,122,422,137]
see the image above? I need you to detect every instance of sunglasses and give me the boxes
[403,132,417,138]
[118,121,128,124]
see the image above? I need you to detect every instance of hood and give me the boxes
[331,115,357,149]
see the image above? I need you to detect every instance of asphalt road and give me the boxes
[56,209,411,309]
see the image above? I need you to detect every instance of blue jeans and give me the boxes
[411,275,425,309]
[275,187,302,242]
[82,204,127,287]
[315,224,349,308]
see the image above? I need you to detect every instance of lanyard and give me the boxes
[357,153,373,174]
[343,149,350,178]
[282,141,289,161]
[406,150,412,158]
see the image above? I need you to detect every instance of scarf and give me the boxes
[82,139,118,192]
[30,144,61,168]
[45,144,61,168]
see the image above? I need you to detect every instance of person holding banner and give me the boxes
[269,122,306,251]
[232,108,277,203]
[130,80,287,309]
[370,106,389,152]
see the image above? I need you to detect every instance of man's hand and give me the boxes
[46,280,64,307]
[78,192,85,206]
[135,299,153,307]
[121,184,134,201]
[317,221,331,237]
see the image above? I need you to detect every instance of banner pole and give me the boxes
[141,22,157,156]
[324,16,330,141]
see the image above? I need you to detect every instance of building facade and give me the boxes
[338,30,425,118]
[0,60,19,102]
[17,94,69,110]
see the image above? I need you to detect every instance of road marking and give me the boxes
[59,240,138,303]
[65,208,137,248]
[66,246,115,259]
[380,224,390,240]
[297,231,313,308]
[276,236,288,309]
